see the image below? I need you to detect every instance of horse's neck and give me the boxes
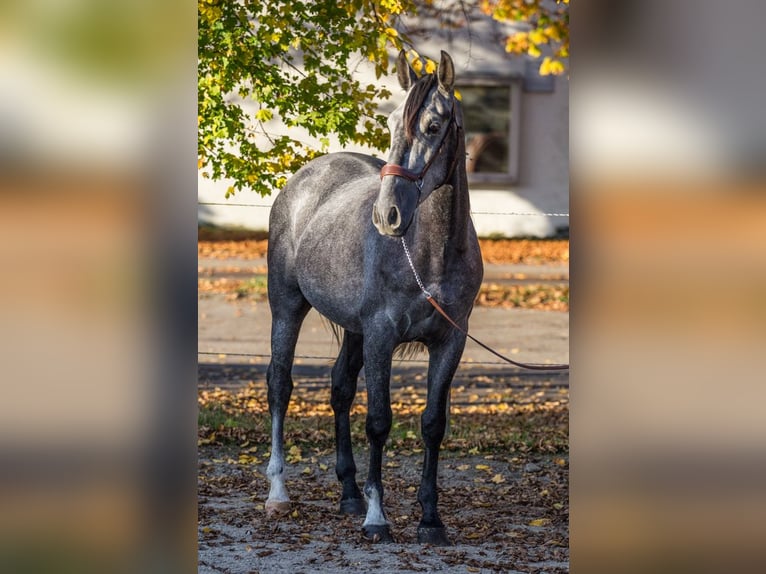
[413,168,473,276]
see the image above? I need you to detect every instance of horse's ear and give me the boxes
[397,50,417,90]
[437,50,455,94]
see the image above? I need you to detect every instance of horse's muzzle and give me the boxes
[372,202,403,236]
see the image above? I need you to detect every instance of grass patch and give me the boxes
[198,382,568,456]
[234,276,268,298]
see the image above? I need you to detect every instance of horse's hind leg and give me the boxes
[331,331,366,515]
[417,332,466,546]
[265,292,311,517]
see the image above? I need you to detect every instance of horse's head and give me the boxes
[372,50,463,237]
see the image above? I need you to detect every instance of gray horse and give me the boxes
[264,50,483,546]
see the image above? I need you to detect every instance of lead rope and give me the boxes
[401,237,569,371]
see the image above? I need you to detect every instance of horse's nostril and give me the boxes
[387,206,400,228]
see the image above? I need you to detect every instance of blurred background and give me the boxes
[0,1,196,573]
[0,1,765,572]
[572,1,766,572]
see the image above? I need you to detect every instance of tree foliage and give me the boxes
[198,0,568,197]
[481,0,569,76]
[198,0,417,197]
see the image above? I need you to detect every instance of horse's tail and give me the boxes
[320,316,427,363]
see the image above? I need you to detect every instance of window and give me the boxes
[458,79,521,184]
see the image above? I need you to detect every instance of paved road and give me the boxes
[199,259,569,384]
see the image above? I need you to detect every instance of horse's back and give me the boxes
[267,153,383,326]
[270,152,383,238]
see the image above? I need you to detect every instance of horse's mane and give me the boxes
[403,73,437,144]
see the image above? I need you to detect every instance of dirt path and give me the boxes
[198,365,568,573]
[199,452,568,574]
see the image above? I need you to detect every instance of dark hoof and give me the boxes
[417,526,452,546]
[339,498,366,515]
[362,524,394,543]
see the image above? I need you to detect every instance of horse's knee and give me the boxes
[421,411,447,447]
[366,409,392,443]
[330,381,355,412]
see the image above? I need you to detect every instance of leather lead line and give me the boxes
[401,237,569,372]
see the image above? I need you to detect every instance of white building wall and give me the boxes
[199,20,569,237]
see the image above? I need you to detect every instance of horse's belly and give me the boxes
[293,215,369,333]
[296,262,364,333]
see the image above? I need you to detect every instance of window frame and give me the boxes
[457,76,522,186]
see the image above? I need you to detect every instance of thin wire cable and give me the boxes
[198,201,569,218]
[197,350,568,368]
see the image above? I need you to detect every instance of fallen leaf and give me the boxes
[490,473,505,484]
[528,518,551,527]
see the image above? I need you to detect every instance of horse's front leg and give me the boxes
[418,331,466,546]
[361,335,396,542]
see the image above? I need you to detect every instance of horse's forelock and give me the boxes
[403,74,437,143]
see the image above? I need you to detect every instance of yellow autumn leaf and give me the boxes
[529,518,551,527]
[540,57,553,76]
[528,29,546,45]
[549,60,565,75]
[456,464,470,471]
[385,27,398,38]
[490,473,505,484]
[301,466,312,475]
[528,44,541,58]
[424,59,436,74]
[319,463,328,471]
[454,88,462,101]
[544,25,561,41]
[255,108,273,122]
[475,464,491,472]
[287,444,303,462]
[465,532,484,540]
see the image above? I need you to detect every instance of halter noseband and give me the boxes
[380,99,462,193]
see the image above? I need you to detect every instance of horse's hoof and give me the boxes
[339,498,366,515]
[362,524,394,543]
[264,500,291,518]
[417,526,452,546]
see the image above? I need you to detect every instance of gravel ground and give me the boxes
[198,360,569,574]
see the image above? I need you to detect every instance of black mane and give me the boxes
[403,73,437,143]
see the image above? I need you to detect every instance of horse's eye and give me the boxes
[427,122,441,135]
